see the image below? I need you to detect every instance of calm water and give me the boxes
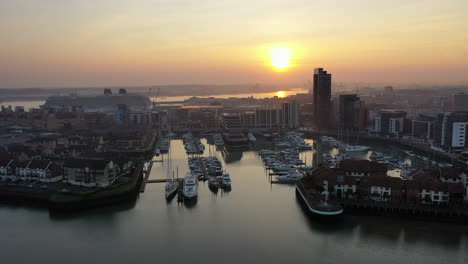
[0,89,308,110]
[0,138,467,264]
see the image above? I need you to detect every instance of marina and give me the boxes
[1,134,468,264]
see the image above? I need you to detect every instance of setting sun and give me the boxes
[269,46,293,71]
[276,91,286,98]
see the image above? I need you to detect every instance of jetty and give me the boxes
[139,160,154,193]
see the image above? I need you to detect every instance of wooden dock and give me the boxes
[146,178,184,184]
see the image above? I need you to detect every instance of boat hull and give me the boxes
[183,191,197,199]
[165,187,178,200]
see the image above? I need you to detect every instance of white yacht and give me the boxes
[247,133,256,142]
[344,145,371,152]
[275,171,303,183]
[183,172,198,199]
[271,164,295,172]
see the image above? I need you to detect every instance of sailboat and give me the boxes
[165,176,179,199]
[165,146,179,200]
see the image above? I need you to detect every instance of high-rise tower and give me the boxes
[313,68,332,130]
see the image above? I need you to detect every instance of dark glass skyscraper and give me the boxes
[339,94,361,130]
[313,68,332,130]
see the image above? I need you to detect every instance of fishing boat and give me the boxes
[208,176,219,190]
[183,172,198,199]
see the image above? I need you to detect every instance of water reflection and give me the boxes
[0,135,466,264]
[296,195,468,249]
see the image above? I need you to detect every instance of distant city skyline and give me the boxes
[1,0,468,88]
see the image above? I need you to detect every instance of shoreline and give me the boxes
[0,88,306,104]
[0,163,144,212]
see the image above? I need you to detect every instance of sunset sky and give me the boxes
[1,0,468,88]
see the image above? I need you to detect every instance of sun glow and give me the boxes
[269,46,293,71]
[276,91,286,98]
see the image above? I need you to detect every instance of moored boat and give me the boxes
[165,179,179,199]
[247,133,256,142]
[344,145,371,152]
[275,171,303,183]
[183,172,198,199]
[221,172,231,189]
[208,176,219,190]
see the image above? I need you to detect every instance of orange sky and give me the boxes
[1,0,468,88]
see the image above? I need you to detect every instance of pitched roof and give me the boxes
[338,159,388,173]
[64,159,111,170]
[304,166,338,186]
[407,171,464,193]
[0,159,13,167]
[436,167,460,180]
[28,160,52,170]
[360,176,403,189]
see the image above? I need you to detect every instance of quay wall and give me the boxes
[0,164,144,212]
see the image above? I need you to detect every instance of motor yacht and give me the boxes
[183,172,198,199]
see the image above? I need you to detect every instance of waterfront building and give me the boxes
[372,110,406,137]
[360,176,404,202]
[282,101,300,129]
[241,111,256,129]
[337,160,387,177]
[176,105,221,130]
[254,108,282,129]
[313,68,332,130]
[434,112,468,150]
[303,163,402,201]
[304,161,465,204]
[42,89,152,113]
[218,113,249,146]
[12,160,62,182]
[411,112,437,143]
[452,93,468,112]
[115,103,166,129]
[338,94,367,131]
[0,159,14,177]
[63,159,118,187]
[406,171,464,204]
